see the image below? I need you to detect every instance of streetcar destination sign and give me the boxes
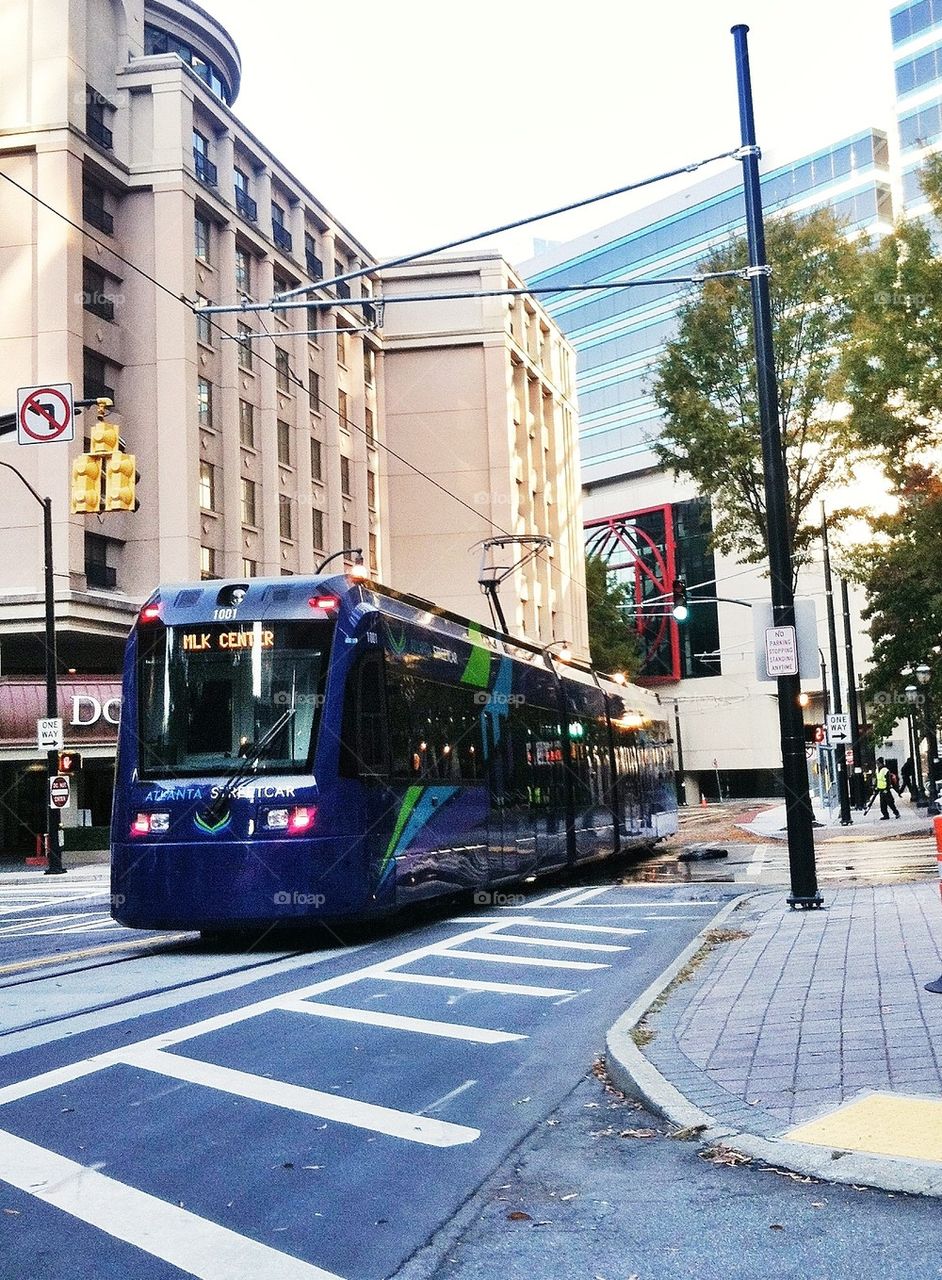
[182,630,274,651]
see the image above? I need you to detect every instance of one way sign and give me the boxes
[827,713,851,743]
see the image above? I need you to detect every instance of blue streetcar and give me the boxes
[111,575,677,931]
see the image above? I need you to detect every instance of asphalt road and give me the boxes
[0,869,734,1280]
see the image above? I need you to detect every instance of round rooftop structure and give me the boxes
[143,0,241,104]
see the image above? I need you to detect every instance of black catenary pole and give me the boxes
[821,506,852,824]
[840,578,866,808]
[732,25,821,907]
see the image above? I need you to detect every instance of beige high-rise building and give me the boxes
[0,0,589,856]
[381,255,588,658]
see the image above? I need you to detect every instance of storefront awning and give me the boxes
[0,677,122,749]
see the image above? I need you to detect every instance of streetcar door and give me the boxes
[341,651,396,899]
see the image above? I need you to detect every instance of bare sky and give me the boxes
[197,0,897,265]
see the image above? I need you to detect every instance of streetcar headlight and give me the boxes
[264,806,315,832]
[130,811,169,836]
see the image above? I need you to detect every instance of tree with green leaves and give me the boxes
[584,554,643,679]
[846,467,942,741]
[843,152,942,479]
[653,209,868,587]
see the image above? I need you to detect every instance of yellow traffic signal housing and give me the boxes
[90,420,120,455]
[70,454,102,513]
[104,451,138,511]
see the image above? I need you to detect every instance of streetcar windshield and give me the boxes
[136,621,334,778]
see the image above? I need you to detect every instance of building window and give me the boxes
[82,262,115,322]
[197,377,213,427]
[237,322,254,370]
[83,350,116,402]
[235,246,252,295]
[279,493,293,540]
[342,521,353,553]
[241,557,256,577]
[340,455,352,497]
[82,177,113,235]
[312,508,324,552]
[305,233,322,279]
[336,322,346,365]
[369,532,378,574]
[275,347,291,393]
[363,346,374,385]
[272,201,292,253]
[195,295,213,345]
[200,546,218,580]
[192,129,217,187]
[277,420,291,466]
[199,461,215,511]
[84,533,117,589]
[241,477,257,526]
[308,369,320,413]
[234,167,257,221]
[195,212,211,264]
[239,399,255,448]
[338,389,349,432]
[86,87,113,150]
[334,258,351,299]
[311,437,322,481]
[367,470,376,510]
[365,406,375,447]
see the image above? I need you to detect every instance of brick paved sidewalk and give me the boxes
[641,884,942,1138]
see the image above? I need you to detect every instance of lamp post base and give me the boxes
[787,894,825,910]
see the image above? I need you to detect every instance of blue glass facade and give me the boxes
[524,131,891,483]
[893,1,942,211]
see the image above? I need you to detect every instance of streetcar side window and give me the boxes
[385,667,483,782]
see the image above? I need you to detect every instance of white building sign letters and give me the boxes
[764,626,799,678]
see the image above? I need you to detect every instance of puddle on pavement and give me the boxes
[622,846,756,884]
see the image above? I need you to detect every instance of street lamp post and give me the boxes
[0,461,65,874]
[315,547,364,575]
[916,664,940,816]
[904,683,928,806]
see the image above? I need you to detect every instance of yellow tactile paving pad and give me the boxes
[785,1093,942,1162]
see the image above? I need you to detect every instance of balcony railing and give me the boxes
[85,562,117,589]
[194,152,218,188]
[82,196,113,236]
[273,222,292,253]
[84,294,115,323]
[235,187,257,221]
[86,114,113,150]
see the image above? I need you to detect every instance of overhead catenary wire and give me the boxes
[269,146,743,303]
[0,144,748,631]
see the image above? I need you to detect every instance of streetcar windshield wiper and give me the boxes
[201,706,297,821]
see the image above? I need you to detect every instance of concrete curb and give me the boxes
[605,893,942,1198]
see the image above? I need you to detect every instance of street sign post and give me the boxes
[37,717,64,751]
[827,713,851,745]
[49,774,70,809]
[16,383,74,445]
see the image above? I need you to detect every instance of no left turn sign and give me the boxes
[17,383,74,445]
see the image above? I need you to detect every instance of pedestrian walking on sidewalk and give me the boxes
[876,757,900,819]
[901,756,917,800]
